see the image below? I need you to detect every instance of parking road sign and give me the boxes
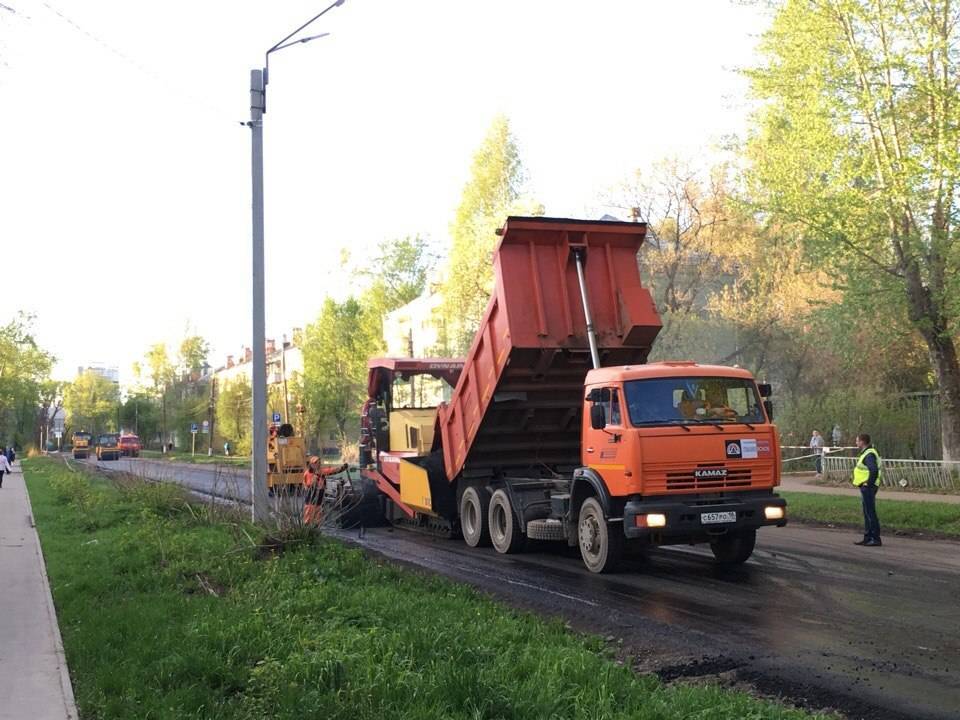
[272,412,282,425]
[191,423,198,433]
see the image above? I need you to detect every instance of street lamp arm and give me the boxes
[271,32,331,55]
[266,0,344,64]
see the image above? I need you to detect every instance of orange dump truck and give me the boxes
[347,216,786,572]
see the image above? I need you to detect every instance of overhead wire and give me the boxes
[33,0,241,128]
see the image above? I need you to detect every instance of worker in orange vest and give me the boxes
[302,458,347,525]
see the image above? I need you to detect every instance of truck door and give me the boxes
[584,388,630,495]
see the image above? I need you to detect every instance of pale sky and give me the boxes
[0,0,768,384]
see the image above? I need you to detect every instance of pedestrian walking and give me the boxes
[6,445,15,464]
[0,450,11,488]
[832,424,842,448]
[852,433,882,547]
[809,430,825,476]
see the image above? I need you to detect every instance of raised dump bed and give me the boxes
[435,216,662,483]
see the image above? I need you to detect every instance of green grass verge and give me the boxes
[24,457,823,720]
[782,491,960,537]
[139,449,250,466]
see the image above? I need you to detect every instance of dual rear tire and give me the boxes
[460,487,623,573]
[459,486,524,554]
[459,486,490,548]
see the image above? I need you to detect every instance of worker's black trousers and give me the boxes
[860,485,881,541]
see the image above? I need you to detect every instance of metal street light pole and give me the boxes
[248,0,344,524]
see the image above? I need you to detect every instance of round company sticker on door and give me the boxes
[726,439,758,459]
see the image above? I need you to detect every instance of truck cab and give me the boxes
[574,362,786,571]
[119,434,141,457]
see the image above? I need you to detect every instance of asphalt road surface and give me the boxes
[88,457,960,720]
[90,456,251,502]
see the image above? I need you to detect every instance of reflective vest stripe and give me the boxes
[852,447,882,487]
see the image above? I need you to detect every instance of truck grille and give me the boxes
[666,466,752,491]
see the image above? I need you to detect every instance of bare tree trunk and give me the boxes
[903,260,960,461]
[923,332,960,462]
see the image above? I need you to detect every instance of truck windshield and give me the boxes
[624,376,765,427]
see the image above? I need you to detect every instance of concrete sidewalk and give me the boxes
[0,461,77,720]
[781,473,960,504]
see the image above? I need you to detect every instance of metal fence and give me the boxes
[823,454,960,491]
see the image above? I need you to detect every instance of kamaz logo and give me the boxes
[694,468,728,480]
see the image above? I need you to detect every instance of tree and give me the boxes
[216,376,251,454]
[302,298,379,446]
[120,391,159,441]
[36,380,64,449]
[360,236,434,329]
[135,343,175,447]
[63,370,120,436]
[607,159,743,359]
[178,335,210,377]
[441,115,542,351]
[0,313,54,448]
[746,0,960,459]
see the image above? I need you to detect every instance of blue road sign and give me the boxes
[272,412,282,424]
[190,423,198,433]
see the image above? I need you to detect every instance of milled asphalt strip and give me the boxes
[0,462,78,720]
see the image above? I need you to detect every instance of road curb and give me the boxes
[19,464,79,720]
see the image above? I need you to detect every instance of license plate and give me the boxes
[701,511,737,525]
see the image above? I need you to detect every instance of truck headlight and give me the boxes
[764,506,784,521]
[635,513,667,528]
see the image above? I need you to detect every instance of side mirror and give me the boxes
[763,399,774,421]
[586,388,609,403]
[757,383,772,398]
[590,403,606,430]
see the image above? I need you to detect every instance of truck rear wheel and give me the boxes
[489,489,524,554]
[460,485,490,547]
[710,529,756,565]
[578,497,623,573]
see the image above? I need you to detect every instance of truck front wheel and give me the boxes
[460,485,490,547]
[710,529,756,565]
[489,489,524,554]
[578,497,623,573]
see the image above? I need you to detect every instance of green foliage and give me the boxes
[120,392,159,441]
[777,388,932,459]
[745,0,960,458]
[139,343,175,393]
[178,335,210,375]
[359,235,435,325]
[782,491,960,537]
[0,312,55,448]
[63,370,120,436]
[48,466,109,530]
[441,115,542,352]
[217,376,252,455]
[302,298,378,444]
[24,457,822,720]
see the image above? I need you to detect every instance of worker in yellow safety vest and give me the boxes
[852,433,882,547]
